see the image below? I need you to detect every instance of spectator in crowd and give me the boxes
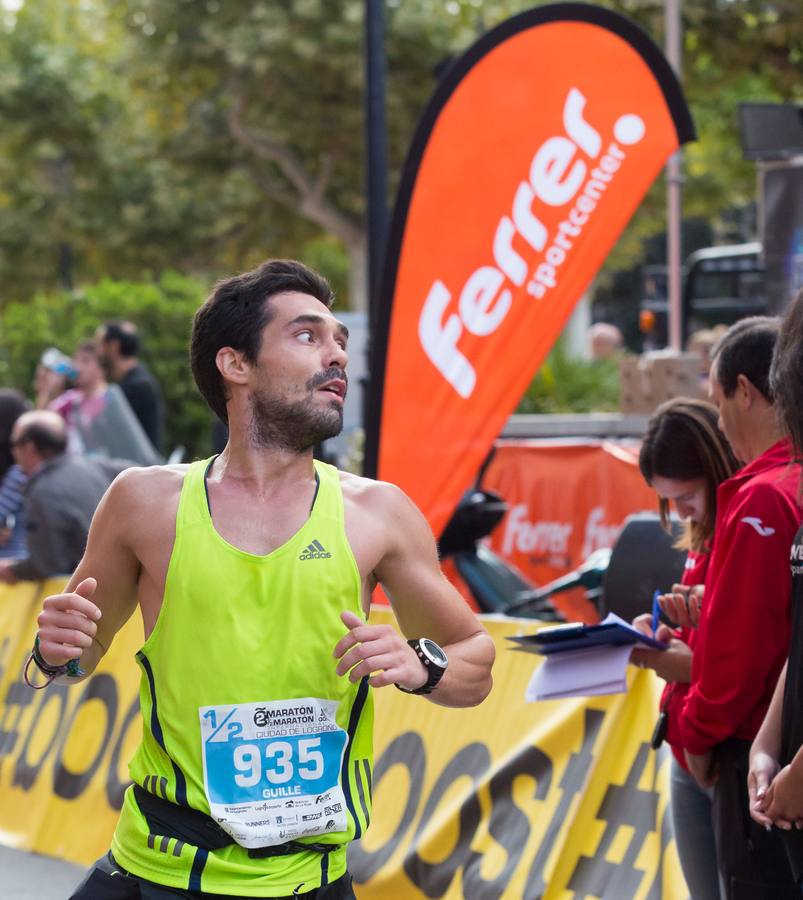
[686,328,717,393]
[96,321,164,452]
[0,411,127,583]
[672,317,802,898]
[50,341,110,454]
[750,288,803,887]
[33,347,73,409]
[588,321,624,360]
[49,339,162,467]
[0,389,32,560]
[631,397,739,900]
[687,325,729,395]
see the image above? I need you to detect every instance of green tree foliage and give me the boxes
[0,274,214,457]
[106,0,467,309]
[0,1,210,300]
[0,0,800,314]
[516,340,620,414]
[0,0,340,304]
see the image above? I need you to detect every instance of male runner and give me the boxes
[33,260,495,899]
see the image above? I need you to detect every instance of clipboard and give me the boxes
[508,612,668,655]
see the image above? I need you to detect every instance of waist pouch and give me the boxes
[133,785,339,859]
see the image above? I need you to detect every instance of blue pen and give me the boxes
[651,589,661,635]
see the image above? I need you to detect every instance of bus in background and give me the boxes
[639,242,766,348]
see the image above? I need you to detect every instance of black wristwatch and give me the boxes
[396,638,448,695]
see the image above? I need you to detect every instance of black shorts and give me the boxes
[69,852,356,900]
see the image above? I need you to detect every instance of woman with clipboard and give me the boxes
[630,398,738,900]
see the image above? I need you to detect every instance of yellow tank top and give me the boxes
[111,458,373,896]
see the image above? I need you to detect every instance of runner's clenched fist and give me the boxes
[36,577,102,666]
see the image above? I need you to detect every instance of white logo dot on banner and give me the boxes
[614,114,646,145]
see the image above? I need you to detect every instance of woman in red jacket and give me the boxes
[631,397,738,900]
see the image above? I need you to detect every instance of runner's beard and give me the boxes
[248,379,344,452]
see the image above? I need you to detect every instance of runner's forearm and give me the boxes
[428,632,495,708]
[751,662,787,763]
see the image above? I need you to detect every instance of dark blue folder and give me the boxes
[508,613,668,655]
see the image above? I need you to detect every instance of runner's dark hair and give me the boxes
[190,259,334,423]
[639,397,739,552]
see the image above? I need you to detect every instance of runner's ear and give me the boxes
[216,347,250,385]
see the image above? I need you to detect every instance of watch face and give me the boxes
[420,638,448,668]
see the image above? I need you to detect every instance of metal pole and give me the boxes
[665,0,683,351]
[364,0,388,333]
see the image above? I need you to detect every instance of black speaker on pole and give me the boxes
[738,103,803,161]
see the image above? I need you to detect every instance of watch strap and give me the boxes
[396,638,447,695]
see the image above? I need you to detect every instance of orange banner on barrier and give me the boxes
[365,5,694,538]
[484,440,658,621]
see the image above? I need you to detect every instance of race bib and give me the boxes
[199,697,349,849]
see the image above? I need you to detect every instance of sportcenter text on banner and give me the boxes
[364,3,695,537]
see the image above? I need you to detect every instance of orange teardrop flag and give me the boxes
[364,4,695,537]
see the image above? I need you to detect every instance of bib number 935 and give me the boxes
[201,700,347,807]
[233,738,324,787]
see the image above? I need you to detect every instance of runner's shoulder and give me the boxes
[338,470,418,519]
[105,463,190,514]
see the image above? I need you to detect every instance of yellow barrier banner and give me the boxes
[0,584,686,898]
[0,579,142,862]
[352,610,685,900]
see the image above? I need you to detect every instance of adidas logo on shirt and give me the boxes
[299,540,332,561]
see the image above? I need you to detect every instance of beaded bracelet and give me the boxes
[23,635,85,690]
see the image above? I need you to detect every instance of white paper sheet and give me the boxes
[525,643,634,702]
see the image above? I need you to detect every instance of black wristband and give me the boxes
[23,636,84,690]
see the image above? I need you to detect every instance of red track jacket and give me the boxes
[678,440,803,755]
